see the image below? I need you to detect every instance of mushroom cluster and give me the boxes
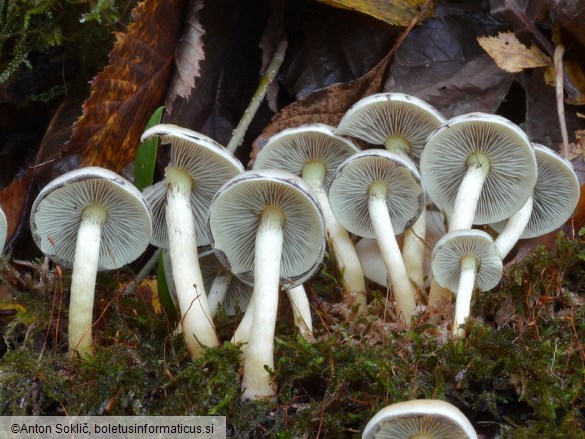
[23,89,579,425]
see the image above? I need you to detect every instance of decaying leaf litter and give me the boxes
[0,0,585,437]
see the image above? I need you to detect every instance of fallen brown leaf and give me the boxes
[65,0,187,172]
[0,174,32,248]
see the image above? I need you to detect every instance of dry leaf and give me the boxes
[65,0,187,172]
[315,0,434,26]
[250,49,393,165]
[0,174,32,248]
[165,0,206,112]
[478,31,552,73]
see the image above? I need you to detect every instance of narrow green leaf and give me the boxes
[134,106,163,191]
[157,250,177,321]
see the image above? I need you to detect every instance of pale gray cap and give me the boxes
[141,124,244,248]
[252,123,360,188]
[336,93,445,163]
[432,229,502,292]
[490,144,580,238]
[362,399,478,439]
[328,149,425,238]
[208,169,326,289]
[420,113,537,225]
[30,167,152,270]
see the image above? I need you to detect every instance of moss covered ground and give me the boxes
[0,231,584,438]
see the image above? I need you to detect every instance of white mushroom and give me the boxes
[362,399,478,439]
[420,113,537,232]
[0,207,7,251]
[208,169,325,400]
[336,93,446,291]
[491,144,580,259]
[30,167,152,358]
[328,150,425,322]
[141,124,244,359]
[252,124,367,311]
[432,229,502,338]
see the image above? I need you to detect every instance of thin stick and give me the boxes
[226,39,288,154]
[123,248,162,296]
[554,45,569,159]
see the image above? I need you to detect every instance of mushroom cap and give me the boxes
[141,124,244,248]
[0,207,7,251]
[362,399,478,439]
[432,229,502,292]
[208,169,326,289]
[420,113,537,225]
[252,123,360,188]
[336,93,445,163]
[490,144,580,239]
[163,247,252,316]
[30,167,152,270]
[328,149,425,239]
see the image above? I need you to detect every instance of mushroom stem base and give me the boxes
[166,167,219,359]
[368,183,417,322]
[452,255,477,338]
[68,204,107,358]
[242,205,284,401]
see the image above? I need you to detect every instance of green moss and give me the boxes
[0,0,136,100]
[0,232,584,437]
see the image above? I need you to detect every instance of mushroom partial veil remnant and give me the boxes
[490,144,580,259]
[431,229,502,338]
[30,167,152,358]
[362,399,478,439]
[208,169,325,401]
[420,113,537,232]
[328,149,425,322]
[141,124,245,359]
[252,123,367,312]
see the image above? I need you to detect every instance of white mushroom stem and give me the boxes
[368,182,417,322]
[286,285,314,340]
[242,205,284,401]
[385,136,426,297]
[452,255,478,338]
[428,278,453,307]
[494,196,534,259]
[302,162,367,311]
[450,153,491,231]
[68,204,107,358]
[207,269,232,318]
[165,167,219,359]
[402,206,426,293]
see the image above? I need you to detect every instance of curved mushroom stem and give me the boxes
[68,204,107,358]
[452,255,477,338]
[207,269,232,318]
[302,162,367,312]
[494,196,534,260]
[428,278,453,307]
[402,205,427,293]
[166,167,219,359]
[450,153,491,231]
[286,285,314,340]
[368,182,417,323]
[242,205,284,401]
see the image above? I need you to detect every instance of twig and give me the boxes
[226,39,288,154]
[123,248,162,296]
[554,45,569,159]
